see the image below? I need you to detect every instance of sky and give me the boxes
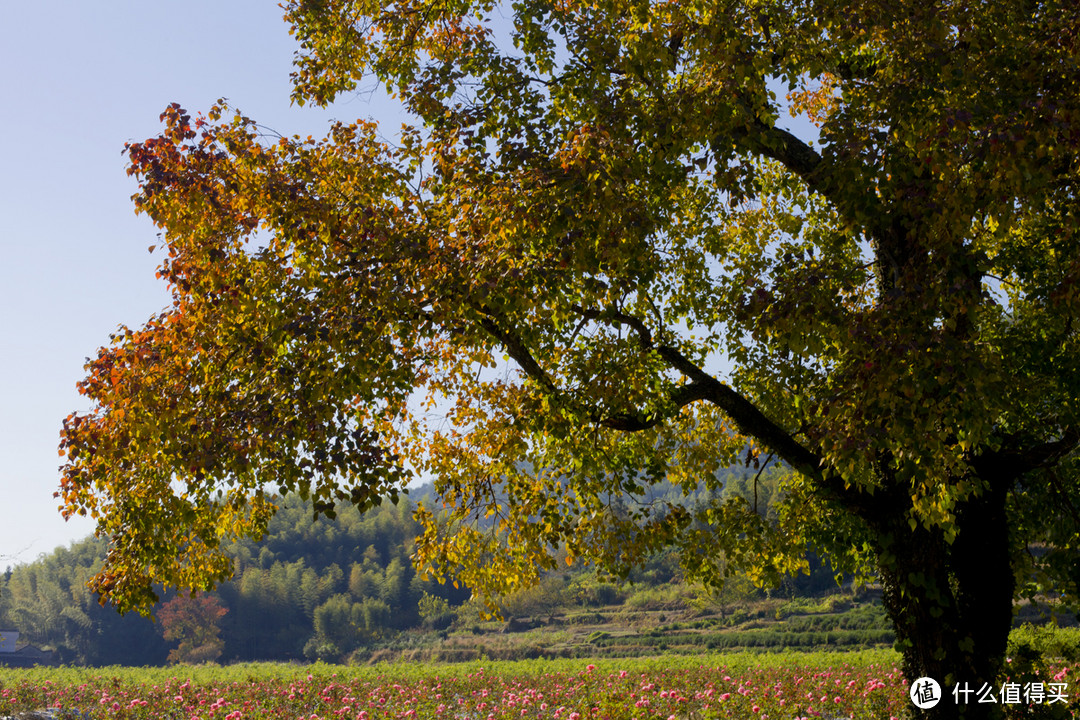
[0,0,404,565]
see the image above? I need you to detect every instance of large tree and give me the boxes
[59,0,1079,716]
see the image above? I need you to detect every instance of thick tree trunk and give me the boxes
[874,478,1013,720]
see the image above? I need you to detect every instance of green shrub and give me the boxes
[1008,623,1080,662]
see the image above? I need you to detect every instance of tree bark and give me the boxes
[874,477,1013,720]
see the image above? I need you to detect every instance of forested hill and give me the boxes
[0,468,842,666]
[0,495,470,666]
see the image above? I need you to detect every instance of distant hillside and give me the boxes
[0,480,857,666]
[0,494,464,665]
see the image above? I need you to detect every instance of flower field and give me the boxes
[0,652,1074,719]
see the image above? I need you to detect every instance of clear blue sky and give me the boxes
[0,0,403,565]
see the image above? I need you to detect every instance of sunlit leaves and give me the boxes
[60,104,423,613]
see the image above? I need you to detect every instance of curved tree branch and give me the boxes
[974,426,1080,481]
[569,303,827,482]
[477,300,836,496]
[653,344,824,482]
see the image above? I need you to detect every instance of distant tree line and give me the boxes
[0,496,471,665]
[0,472,844,665]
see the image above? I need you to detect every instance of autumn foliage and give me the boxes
[158,592,227,665]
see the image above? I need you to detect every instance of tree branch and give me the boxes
[474,311,558,394]
[569,303,826,482]
[475,298,831,493]
[728,118,907,297]
[654,344,824,482]
[974,426,1080,480]
[736,122,829,193]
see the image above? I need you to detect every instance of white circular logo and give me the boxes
[910,677,942,709]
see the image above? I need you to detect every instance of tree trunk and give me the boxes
[874,478,1013,720]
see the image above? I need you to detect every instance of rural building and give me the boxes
[0,630,56,667]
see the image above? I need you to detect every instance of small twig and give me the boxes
[751,451,775,515]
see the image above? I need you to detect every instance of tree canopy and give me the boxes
[60,1,1079,716]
